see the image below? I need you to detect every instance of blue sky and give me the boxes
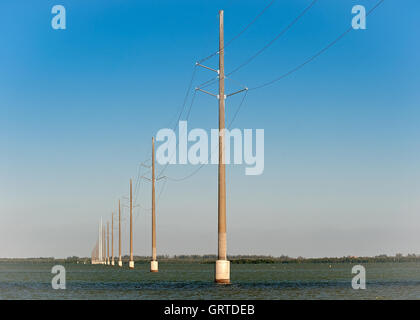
[1,0,420,258]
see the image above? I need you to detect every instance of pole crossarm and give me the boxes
[196,62,219,74]
[196,87,218,98]
[140,175,152,182]
[226,87,248,98]
[141,175,166,183]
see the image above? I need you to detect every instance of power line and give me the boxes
[128,64,199,214]
[249,0,385,91]
[98,0,387,245]
[158,0,386,182]
[165,163,206,182]
[189,0,318,92]
[134,174,167,225]
[115,1,277,208]
[185,90,198,124]
[164,90,249,182]
[151,0,271,150]
[227,0,319,77]
[198,0,277,64]
[228,89,249,128]
[165,65,198,129]
[157,85,200,178]
[197,76,219,90]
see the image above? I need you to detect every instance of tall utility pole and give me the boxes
[129,179,134,269]
[111,213,114,266]
[150,137,158,272]
[118,199,122,267]
[107,221,110,265]
[215,9,230,284]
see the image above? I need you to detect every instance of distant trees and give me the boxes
[2,253,419,264]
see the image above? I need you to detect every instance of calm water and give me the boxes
[0,262,419,299]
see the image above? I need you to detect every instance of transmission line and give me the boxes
[198,0,277,64]
[128,0,277,187]
[249,0,385,91]
[164,90,249,182]
[165,65,198,129]
[227,0,319,77]
[160,0,386,182]
[157,85,199,178]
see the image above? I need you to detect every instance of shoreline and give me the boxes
[1,254,419,264]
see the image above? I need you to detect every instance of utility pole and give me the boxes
[103,225,106,265]
[118,199,122,267]
[129,179,134,269]
[107,221,110,265]
[99,218,102,264]
[150,137,158,272]
[111,212,114,266]
[215,9,230,284]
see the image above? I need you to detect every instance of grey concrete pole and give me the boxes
[129,179,134,269]
[215,9,230,284]
[151,137,158,272]
[118,199,122,267]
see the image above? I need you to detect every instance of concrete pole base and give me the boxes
[111,260,115,266]
[215,260,230,284]
[118,260,123,267]
[150,260,158,272]
[129,260,134,269]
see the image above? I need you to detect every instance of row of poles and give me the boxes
[91,10,230,283]
[92,137,158,272]
[89,2,386,282]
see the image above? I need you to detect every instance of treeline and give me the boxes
[1,253,419,264]
[228,254,420,264]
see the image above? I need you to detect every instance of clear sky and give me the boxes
[1,0,419,258]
